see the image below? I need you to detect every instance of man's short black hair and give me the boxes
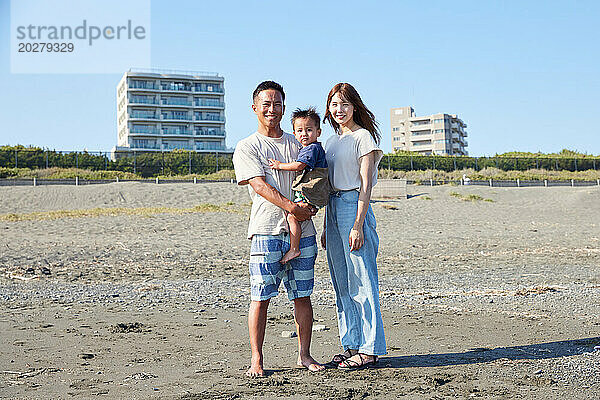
[252,81,285,103]
[291,107,320,129]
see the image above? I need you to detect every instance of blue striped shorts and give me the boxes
[249,233,317,301]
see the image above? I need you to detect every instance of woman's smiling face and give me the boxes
[328,92,354,127]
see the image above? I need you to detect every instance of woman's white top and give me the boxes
[325,128,383,191]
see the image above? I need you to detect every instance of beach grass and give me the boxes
[450,192,494,202]
[378,167,600,181]
[0,167,139,180]
[0,203,243,222]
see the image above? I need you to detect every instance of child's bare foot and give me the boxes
[280,248,301,264]
[297,355,325,372]
[245,363,265,378]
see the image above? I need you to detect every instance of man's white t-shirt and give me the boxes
[325,128,383,191]
[233,131,317,239]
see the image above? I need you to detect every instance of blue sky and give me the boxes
[1,0,599,155]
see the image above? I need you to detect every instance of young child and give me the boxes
[269,107,329,264]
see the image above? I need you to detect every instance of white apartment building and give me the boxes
[390,107,468,156]
[112,68,229,159]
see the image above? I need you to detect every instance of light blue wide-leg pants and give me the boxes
[326,190,387,355]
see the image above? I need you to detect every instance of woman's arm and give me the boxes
[348,151,376,251]
[268,159,307,172]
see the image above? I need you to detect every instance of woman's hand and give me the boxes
[320,229,326,249]
[348,227,364,251]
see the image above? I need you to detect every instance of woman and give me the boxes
[322,83,386,370]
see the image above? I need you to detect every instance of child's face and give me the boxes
[293,117,321,146]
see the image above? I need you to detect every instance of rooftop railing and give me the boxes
[129,68,221,77]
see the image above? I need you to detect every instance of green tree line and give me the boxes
[0,146,233,177]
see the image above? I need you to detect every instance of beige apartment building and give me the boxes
[390,107,468,156]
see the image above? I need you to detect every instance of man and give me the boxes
[233,81,325,377]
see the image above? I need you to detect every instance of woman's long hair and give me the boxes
[324,83,380,145]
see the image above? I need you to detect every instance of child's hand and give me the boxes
[268,158,280,169]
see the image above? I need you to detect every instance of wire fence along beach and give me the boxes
[1,177,598,192]
[0,177,231,186]
[2,148,600,178]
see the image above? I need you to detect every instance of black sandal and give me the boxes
[337,353,378,370]
[331,349,358,364]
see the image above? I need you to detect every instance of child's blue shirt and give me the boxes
[296,142,327,171]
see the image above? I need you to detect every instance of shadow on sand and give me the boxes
[378,337,600,368]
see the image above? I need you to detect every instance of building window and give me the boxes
[163,140,191,150]
[161,81,191,91]
[161,96,191,106]
[194,111,222,121]
[162,110,190,120]
[194,127,224,136]
[194,83,223,93]
[195,141,224,151]
[131,139,158,149]
[130,80,158,90]
[162,125,189,135]
[412,140,432,146]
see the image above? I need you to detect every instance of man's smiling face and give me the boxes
[253,89,284,129]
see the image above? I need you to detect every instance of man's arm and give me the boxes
[248,176,315,221]
[268,159,307,172]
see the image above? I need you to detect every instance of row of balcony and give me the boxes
[409,124,468,136]
[129,112,225,122]
[129,143,227,151]
[411,141,432,147]
[128,97,225,108]
[129,128,226,137]
[128,81,224,93]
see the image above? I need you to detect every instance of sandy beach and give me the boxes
[1,181,599,399]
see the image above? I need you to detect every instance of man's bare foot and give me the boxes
[245,364,265,378]
[280,248,301,264]
[297,355,325,372]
